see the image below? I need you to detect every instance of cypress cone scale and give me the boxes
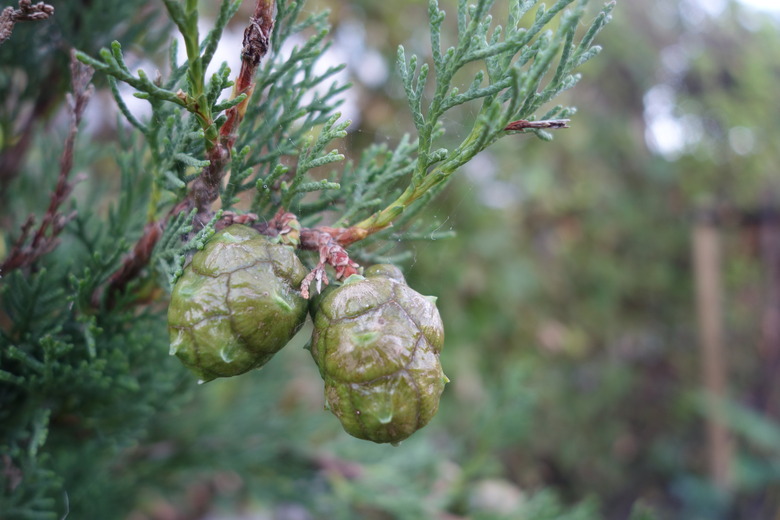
[310,265,447,444]
[168,225,308,382]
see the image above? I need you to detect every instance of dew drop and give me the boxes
[220,347,234,363]
[197,379,205,385]
[377,412,393,425]
[273,292,293,312]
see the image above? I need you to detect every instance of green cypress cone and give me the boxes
[310,265,447,444]
[168,224,308,382]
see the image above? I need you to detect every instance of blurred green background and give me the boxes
[4,0,780,518]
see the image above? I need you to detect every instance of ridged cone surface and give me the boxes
[311,265,446,444]
[168,225,308,382]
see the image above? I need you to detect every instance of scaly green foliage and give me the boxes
[1,0,613,517]
[351,0,613,234]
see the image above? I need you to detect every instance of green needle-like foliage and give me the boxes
[1,0,611,516]
[72,0,612,276]
[352,0,614,234]
[233,1,352,214]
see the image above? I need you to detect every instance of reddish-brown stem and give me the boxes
[503,118,570,131]
[184,0,275,225]
[219,0,274,149]
[0,0,54,45]
[300,226,369,249]
[94,0,382,303]
[298,227,361,299]
[229,210,365,298]
[95,221,164,308]
[96,1,276,305]
[0,52,92,276]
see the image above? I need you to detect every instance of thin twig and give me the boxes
[0,2,59,192]
[503,118,570,131]
[97,0,276,304]
[96,0,410,302]
[219,0,274,150]
[0,0,54,45]
[298,227,361,299]
[0,51,93,276]
[190,0,275,221]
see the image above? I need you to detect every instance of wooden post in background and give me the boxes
[757,209,780,418]
[692,213,733,490]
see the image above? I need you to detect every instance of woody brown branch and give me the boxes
[503,118,570,131]
[240,210,362,298]
[1,1,58,195]
[98,0,276,305]
[98,0,379,303]
[0,0,54,45]
[252,210,368,250]
[218,0,273,151]
[0,51,93,276]
[190,0,275,224]
[197,0,276,210]
[300,225,369,249]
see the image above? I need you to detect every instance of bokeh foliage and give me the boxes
[3,0,780,519]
